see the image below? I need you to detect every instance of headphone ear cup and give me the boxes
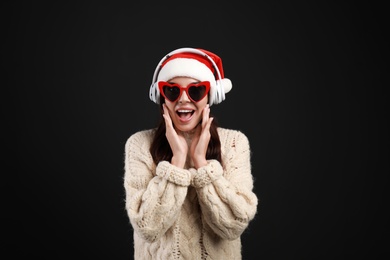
[149,82,160,104]
[211,80,225,105]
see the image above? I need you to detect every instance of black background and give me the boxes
[2,1,387,259]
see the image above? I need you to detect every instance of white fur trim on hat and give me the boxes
[157,58,216,86]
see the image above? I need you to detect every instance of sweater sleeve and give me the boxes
[123,130,191,242]
[191,130,258,240]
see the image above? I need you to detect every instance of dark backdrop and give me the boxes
[3,1,387,259]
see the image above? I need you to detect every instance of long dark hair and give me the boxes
[150,103,222,166]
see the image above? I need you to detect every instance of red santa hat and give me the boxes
[150,47,232,106]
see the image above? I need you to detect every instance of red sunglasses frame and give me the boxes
[158,81,211,103]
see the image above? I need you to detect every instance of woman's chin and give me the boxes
[174,121,200,133]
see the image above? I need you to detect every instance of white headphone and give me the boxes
[149,47,227,106]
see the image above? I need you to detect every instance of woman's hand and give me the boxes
[162,104,188,168]
[190,104,213,169]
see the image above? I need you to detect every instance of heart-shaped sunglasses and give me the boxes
[158,81,210,103]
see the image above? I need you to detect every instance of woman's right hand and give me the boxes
[162,104,188,168]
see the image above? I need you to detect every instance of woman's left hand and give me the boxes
[190,104,213,169]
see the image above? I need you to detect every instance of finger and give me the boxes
[202,104,210,128]
[202,117,213,135]
[206,117,214,130]
[162,104,173,128]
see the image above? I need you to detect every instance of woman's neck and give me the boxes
[177,126,198,143]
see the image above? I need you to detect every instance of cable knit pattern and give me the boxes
[124,128,258,260]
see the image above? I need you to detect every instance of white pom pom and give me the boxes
[221,78,232,93]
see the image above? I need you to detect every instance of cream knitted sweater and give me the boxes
[124,127,258,260]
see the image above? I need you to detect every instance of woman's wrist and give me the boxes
[194,158,208,169]
[171,155,186,168]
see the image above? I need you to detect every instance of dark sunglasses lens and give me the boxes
[188,85,207,101]
[163,86,180,101]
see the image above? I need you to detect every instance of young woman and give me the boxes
[124,47,258,259]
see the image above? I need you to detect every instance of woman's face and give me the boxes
[163,77,209,133]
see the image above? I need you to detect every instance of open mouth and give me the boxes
[177,109,194,120]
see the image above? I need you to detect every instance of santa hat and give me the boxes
[150,47,232,106]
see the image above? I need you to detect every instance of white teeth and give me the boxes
[178,110,192,113]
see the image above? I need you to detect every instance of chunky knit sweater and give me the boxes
[124,127,258,260]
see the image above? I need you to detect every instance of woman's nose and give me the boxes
[178,89,190,103]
